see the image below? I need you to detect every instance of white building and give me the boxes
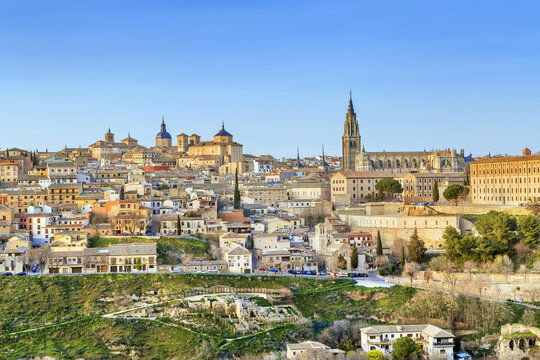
[360,324,454,360]
[253,231,291,251]
[224,245,252,274]
[253,160,273,174]
[286,341,345,359]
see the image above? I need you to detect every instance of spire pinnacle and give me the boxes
[222,121,225,130]
[162,115,165,124]
[348,91,354,113]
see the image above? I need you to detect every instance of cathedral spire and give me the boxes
[348,90,354,113]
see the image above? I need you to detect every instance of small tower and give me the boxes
[523,147,531,156]
[105,128,115,145]
[342,92,361,171]
[296,148,304,168]
[155,116,172,147]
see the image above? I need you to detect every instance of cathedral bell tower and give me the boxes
[342,92,361,170]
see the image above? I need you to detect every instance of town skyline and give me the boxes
[2,1,540,156]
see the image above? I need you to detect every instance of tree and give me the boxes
[367,349,385,360]
[407,229,426,263]
[403,262,420,286]
[464,172,470,186]
[233,168,240,209]
[391,336,419,360]
[400,246,406,268]
[337,254,347,270]
[176,214,181,235]
[475,211,518,253]
[519,214,540,247]
[376,230,383,256]
[135,258,143,271]
[350,243,358,269]
[432,179,439,203]
[443,184,469,206]
[375,178,403,199]
[25,246,50,276]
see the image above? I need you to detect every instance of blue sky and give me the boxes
[1,1,539,158]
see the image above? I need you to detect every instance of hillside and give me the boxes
[90,236,212,264]
[0,274,537,359]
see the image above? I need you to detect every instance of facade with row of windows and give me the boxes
[470,148,540,205]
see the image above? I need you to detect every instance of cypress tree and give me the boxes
[432,180,439,203]
[350,243,358,269]
[400,246,406,268]
[408,228,427,263]
[176,214,181,236]
[233,168,240,209]
[376,231,383,256]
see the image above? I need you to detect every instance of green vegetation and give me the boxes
[391,336,419,360]
[376,230,383,257]
[90,236,211,264]
[233,168,240,209]
[443,211,540,268]
[407,229,426,263]
[250,296,272,307]
[432,179,439,203]
[375,178,403,199]
[351,243,358,269]
[0,273,537,359]
[443,184,469,205]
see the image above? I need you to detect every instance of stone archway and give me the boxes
[519,338,526,349]
[509,339,514,350]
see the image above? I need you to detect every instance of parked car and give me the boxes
[2,272,13,276]
[317,270,326,276]
[170,269,182,274]
[15,272,26,276]
[360,273,369,277]
[208,267,219,273]
[336,272,348,278]
[196,270,208,274]
[257,267,266,271]
[288,269,301,275]
[348,272,360,278]
[115,233,124,236]
[268,267,278,273]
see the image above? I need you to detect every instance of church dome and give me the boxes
[215,122,232,137]
[156,118,172,139]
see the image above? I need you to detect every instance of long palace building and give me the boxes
[470,147,540,206]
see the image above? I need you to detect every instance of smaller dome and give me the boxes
[156,118,172,139]
[215,122,232,137]
[156,131,172,139]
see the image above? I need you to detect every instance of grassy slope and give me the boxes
[90,236,211,264]
[2,274,533,359]
[0,275,414,359]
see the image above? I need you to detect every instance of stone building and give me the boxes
[496,323,539,360]
[330,170,394,205]
[470,147,540,206]
[341,95,466,173]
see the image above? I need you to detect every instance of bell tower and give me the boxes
[342,92,361,170]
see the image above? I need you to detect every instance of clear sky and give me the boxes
[1,0,539,158]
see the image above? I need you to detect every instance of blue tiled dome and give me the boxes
[156,118,172,139]
[215,122,232,137]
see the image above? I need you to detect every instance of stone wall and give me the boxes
[337,213,461,249]
[388,271,540,303]
[431,204,532,216]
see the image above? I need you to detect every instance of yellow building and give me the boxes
[187,123,243,165]
[470,148,540,206]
